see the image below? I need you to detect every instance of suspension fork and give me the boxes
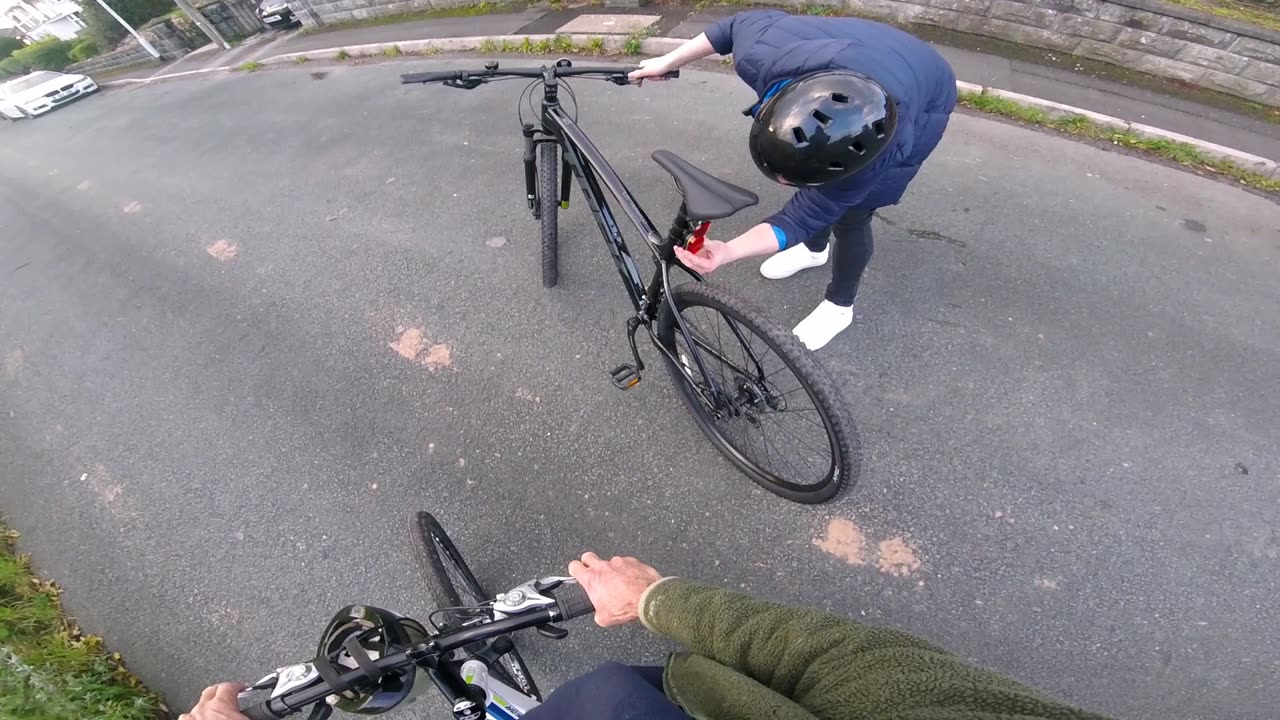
[560,156,572,209]
[522,123,538,216]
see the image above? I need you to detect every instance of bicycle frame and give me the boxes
[520,68,726,405]
[461,660,541,718]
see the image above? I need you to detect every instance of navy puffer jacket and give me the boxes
[705,11,957,248]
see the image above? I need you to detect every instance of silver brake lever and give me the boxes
[492,576,575,619]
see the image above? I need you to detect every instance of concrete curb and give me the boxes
[110,33,1278,182]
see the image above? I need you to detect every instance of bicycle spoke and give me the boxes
[757,418,810,483]
[756,415,830,473]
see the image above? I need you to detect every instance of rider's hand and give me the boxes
[180,683,248,720]
[628,56,676,82]
[674,240,736,275]
[568,552,662,627]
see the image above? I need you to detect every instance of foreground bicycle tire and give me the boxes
[658,284,856,503]
[411,511,541,699]
[539,142,559,288]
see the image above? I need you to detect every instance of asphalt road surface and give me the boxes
[2,60,1277,720]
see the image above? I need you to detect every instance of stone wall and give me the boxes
[297,0,458,26]
[66,42,160,75]
[65,17,199,75]
[292,0,1278,105]
[844,0,1280,104]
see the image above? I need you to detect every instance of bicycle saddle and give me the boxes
[652,150,759,222]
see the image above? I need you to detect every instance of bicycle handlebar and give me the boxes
[400,65,679,85]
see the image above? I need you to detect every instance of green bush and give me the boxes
[0,56,25,77]
[10,38,76,72]
[0,37,24,61]
[80,0,176,51]
[69,39,101,63]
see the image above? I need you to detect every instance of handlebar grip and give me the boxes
[663,70,680,79]
[554,582,595,621]
[399,70,463,84]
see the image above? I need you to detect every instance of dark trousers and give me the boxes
[524,663,688,720]
[803,207,875,307]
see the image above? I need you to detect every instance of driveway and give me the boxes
[0,61,1277,720]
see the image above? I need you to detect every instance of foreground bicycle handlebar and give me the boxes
[399,64,679,87]
[238,580,594,720]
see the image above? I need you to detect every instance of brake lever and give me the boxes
[444,77,485,90]
[533,576,573,592]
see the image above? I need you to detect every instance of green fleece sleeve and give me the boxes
[640,578,1110,720]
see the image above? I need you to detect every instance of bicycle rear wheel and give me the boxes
[658,284,857,504]
[539,142,559,288]
[411,512,540,699]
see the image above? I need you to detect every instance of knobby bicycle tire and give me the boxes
[657,284,858,504]
[410,512,540,699]
[539,142,559,288]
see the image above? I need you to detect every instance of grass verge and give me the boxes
[0,525,163,720]
[237,60,263,72]
[1161,0,1280,33]
[959,90,1280,194]
[477,33,608,55]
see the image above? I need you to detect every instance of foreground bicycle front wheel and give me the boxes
[658,284,858,504]
[538,142,559,288]
[411,512,540,699]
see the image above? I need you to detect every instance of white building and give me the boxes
[1,0,85,43]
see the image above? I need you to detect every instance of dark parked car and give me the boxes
[258,0,301,29]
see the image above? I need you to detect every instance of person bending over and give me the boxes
[631,10,957,351]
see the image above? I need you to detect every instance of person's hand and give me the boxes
[628,56,676,82]
[674,239,737,274]
[180,683,248,720]
[568,552,662,627]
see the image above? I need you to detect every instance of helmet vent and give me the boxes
[851,140,866,155]
[791,127,808,145]
[828,161,844,171]
[831,92,849,104]
[811,109,832,125]
[872,120,886,138]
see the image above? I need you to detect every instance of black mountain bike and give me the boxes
[237,512,594,719]
[401,61,858,503]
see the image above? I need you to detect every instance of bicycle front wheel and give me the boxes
[538,142,559,288]
[657,284,857,504]
[411,512,540,699]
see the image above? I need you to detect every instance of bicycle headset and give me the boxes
[747,70,899,187]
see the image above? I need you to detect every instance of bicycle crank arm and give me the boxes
[609,317,648,391]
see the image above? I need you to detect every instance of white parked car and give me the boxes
[0,70,98,120]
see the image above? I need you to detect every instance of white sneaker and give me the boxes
[759,244,829,280]
[793,301,854,351]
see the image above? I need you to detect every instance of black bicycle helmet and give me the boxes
[315,605,432,715]
[749,70,898,187]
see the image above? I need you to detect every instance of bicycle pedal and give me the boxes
[609,364,641,390]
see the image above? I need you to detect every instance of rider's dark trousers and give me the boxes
[802,207,876,307]
[524,662,688,719]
